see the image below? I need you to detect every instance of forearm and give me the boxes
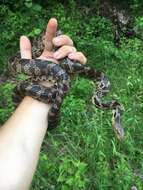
[0,96,50,190]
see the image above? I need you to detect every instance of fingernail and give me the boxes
[54,52,60,59]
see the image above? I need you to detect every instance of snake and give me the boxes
[112,8,140,47]
[9,30,125,140]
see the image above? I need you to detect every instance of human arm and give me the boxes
[0,97,50,190]
[0,18,87,190]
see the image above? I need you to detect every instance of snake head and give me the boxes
[112,105,125,140]
[114,122,125,140]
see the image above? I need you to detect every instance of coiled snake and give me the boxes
[9,30,124,140]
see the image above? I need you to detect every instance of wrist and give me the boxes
[22,96,51,112]
[4,96,51,131]
[19,96,51,121]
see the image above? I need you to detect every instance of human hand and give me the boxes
[20,18,87,86]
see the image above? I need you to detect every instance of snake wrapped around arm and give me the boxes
[9,30,125,140]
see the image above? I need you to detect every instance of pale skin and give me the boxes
[0,18,87,190]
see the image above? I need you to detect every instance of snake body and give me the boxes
[9,31,124,139]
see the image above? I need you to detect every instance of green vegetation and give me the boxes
[0,0,143,189]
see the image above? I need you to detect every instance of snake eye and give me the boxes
[113,111,116,118]
[98,82,104,89]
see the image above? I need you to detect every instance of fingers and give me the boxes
[52,34,87,64]
[53,45,76,59]
[37,55,58,64]
[28,17,87,65]
[38,51,54,60]
[53,35,73,47]
[20,36,32,59]
[44,18,58,51]
[68,52,87,64]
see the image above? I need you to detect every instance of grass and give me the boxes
[0,1,143,189]
[31,39,143,189]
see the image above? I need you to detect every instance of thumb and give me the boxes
[20,36,32,59]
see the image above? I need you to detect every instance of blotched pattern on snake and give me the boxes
[9,31,124,140]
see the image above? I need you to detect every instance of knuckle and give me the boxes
[61,34,67,38]
[78,52,84,57]
[69,39,73,46]
[77,52,87,64]
[71,46,76,52]
[61,45,69,51]
[83,57,87,64]
[62,35,73,46]
[62,45,76,52]
[58,45,67,52]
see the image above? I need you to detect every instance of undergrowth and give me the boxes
[0,0,143,189]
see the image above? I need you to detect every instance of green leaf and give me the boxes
[24,0,32,8]
[32,4,42,12]
[34,28,42,35]
[16,73,28,81]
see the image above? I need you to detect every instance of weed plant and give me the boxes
[0,1,143,189]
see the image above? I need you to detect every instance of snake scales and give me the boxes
[9,30,124,140]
